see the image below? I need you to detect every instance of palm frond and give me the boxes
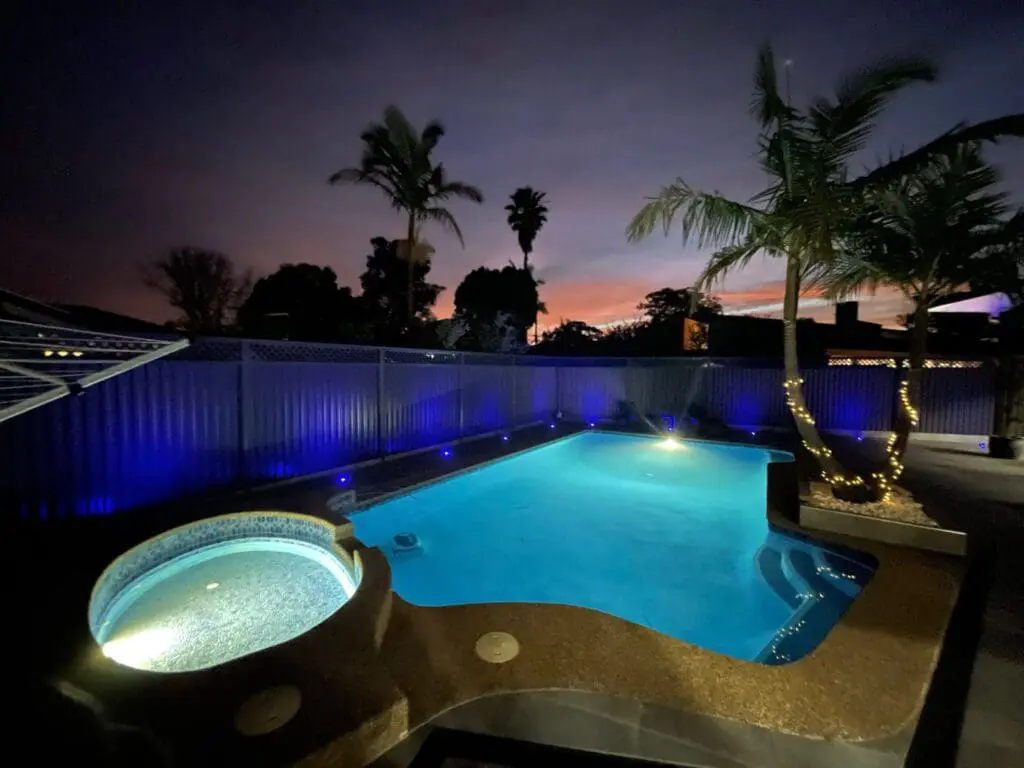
[694,239,764,293]
[328,167,363,185]
[807,253,884,300]
[420,206,466,246]
[420,119,445,150]
[435,178,484,203]
[750,43,790,129]
[626,180,762,249]
[853,113,1024,189]
[808,56,937,163]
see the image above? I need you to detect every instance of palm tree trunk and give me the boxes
[781,254,851,494]
[405,213,416,329]
[888,301,928,471]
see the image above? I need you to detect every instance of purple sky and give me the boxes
[2,0,1022,329]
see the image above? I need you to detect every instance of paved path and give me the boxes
[901,443,1024,768]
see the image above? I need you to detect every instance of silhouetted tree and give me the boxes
[505,187,549,342]
[452,266,541,350]
[358,237,443,345]
[533,320,604,355]
[637,287,722,323]
[329,105,482,325]
[236,263,357,342]
[143,247,250,333]
[505,187,548,271]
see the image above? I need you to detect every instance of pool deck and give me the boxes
[19,426,965,767]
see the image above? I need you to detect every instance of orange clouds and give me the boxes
[435,277,653,331]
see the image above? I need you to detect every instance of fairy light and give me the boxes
[786,374,920,499]
[827,357,981,369]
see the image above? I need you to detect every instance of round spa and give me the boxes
[89,512,360,673]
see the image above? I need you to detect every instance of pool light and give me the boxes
[549,423,556,429]
[206,582,219,590]
[441,447,453,458]
[335,473,351,486]
[102,627,177,668]
[658,437,682,451]
[502,434,510,442]
[588,421,596,428]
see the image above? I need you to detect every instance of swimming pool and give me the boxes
[353,431,874,663]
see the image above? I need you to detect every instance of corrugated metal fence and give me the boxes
[0,340,993,521]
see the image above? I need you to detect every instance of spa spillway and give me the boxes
[89,513,360,673]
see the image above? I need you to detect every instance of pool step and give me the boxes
[754,545,803,609]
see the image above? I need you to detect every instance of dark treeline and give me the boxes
[143,244,720,356]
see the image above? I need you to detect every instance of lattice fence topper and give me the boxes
[0,318,189,423]
[247,340,379,364]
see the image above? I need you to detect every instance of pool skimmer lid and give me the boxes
[475,631,520,663]
[234,685,302,736]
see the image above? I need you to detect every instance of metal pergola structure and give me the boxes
[0,318,189,424]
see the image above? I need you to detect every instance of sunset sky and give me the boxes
[2,1,1021,330]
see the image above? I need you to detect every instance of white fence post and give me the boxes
[510,355,518,427]
[238,339,250,482]
[376,347,386,456]
[458,352,465,438]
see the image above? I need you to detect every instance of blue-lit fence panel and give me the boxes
[0,338,997,523]
[558,365,627,420]
[512,364,557,424]
[919,368,994,435]
[381,363,460,453]
[462,362,514,434]
[804,367,896,432]
[1,360,239,520]
[704,367,789,427]
[244,362,378,482]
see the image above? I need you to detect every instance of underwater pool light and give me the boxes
[102,627,177,668]
[657,437,683,451]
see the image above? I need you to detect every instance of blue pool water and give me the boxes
[353,431,873,663]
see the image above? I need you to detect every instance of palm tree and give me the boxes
[629,45,1022,500]
[505,187,549,342]
[628,45,942,501]
[505,187,549,271]
[330,105,483,327]
[818,145,1020,475]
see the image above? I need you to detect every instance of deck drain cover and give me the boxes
[475,631,519,663]
[234,685,302,736]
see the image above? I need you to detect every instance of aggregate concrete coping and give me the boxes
[65,511,961,766]
[304,535,961,765]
